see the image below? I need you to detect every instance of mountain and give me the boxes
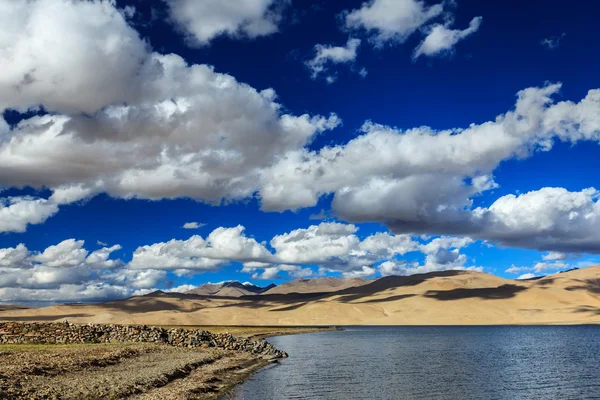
[262,277,368,295]
[186,281,276,297]
[2,266,600,326]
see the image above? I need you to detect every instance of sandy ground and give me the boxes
[0,343,251,399]
[0,327,332,400]
[1,267,600,326]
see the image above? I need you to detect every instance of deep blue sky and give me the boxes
[1,0,600,300]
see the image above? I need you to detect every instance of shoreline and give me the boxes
[0,323,339,400]
[213,326,342,400]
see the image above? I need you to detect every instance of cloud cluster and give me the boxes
[129,226,273,272]
[304,0,481,80]
[0,0,339,232]
[0,222,480,302]
[344,0,481,58]
[3,0,600,260]
[259,84,600,253]
[0,239,133,304]
[345,0,445,45]
[164,0,289,46]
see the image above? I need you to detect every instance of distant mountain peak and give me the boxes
[186,280,275,297]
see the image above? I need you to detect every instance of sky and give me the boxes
[1,0,600,305]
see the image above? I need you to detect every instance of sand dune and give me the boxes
[2,267,600,326]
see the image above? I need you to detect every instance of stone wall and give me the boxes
[0,322,288,358]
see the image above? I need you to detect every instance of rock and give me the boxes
[0,322,288,359]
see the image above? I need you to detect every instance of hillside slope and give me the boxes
[263,277,367,294]
[1,267,600,326]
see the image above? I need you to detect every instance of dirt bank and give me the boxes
[0,324,336,399]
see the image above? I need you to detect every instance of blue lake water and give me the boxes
[231,326,600,400]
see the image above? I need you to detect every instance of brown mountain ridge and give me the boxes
[1,267,600,326]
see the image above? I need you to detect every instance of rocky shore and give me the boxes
[0,322,339,399]
[0,321,288,359]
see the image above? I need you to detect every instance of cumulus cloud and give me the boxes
[0,0,340,222]
[506,259,573,276]
[126,222,478,280]
[345,0,444,46]
[0,240,123,292]
[378,235,479,276]
[342,266,376,279]
[182,222,206,229]
[2,0,600,261]
[0,197,59,233]
[413,16,482,60]
[0,239,176,304]
[0,0,148,115]
[129,226,273,271]
[0,223,483,302]
[269,222,418,270]
[164,0,289,46]
[248,264,314,280]
[306,38,362,82]
[260,84,600,253]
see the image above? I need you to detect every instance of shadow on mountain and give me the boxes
[333,270,467,303]
[574,305,600,315]
[215,301,271,309]
[0,306,30,312]
[240,291,333,303]
[565,279,600,294]
[423,284,527,301]
[352,294,416,303]
[101,297,205,314]
[269,302,310,312]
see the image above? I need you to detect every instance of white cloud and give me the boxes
[477,187,600,252]
[306,38,362,81]
[413,16,482,60]
[166,284,198,293]
[0,240,124,293]
[516,273,537,280]
[542,252,570,261]
[182,222,206,229]
[129,226,273,271]
[345,0,444,46]
[30,239,88,268]
[0,284,133,305]
[0,197,59,233]
[0,0,148,115]
[0,224,482,302]
[0,239,176,304]
[0,0,340,222]
[541,33,566,50]
[505,265,527,274]
[533,261,568,273]
[342,266,376,279]
[164,0,288,46]
[506,259,574,276]
[260,84,600,253]
[249,264,313,280]
[244,222,479,278]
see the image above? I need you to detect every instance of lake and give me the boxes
[231,326,600,399]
